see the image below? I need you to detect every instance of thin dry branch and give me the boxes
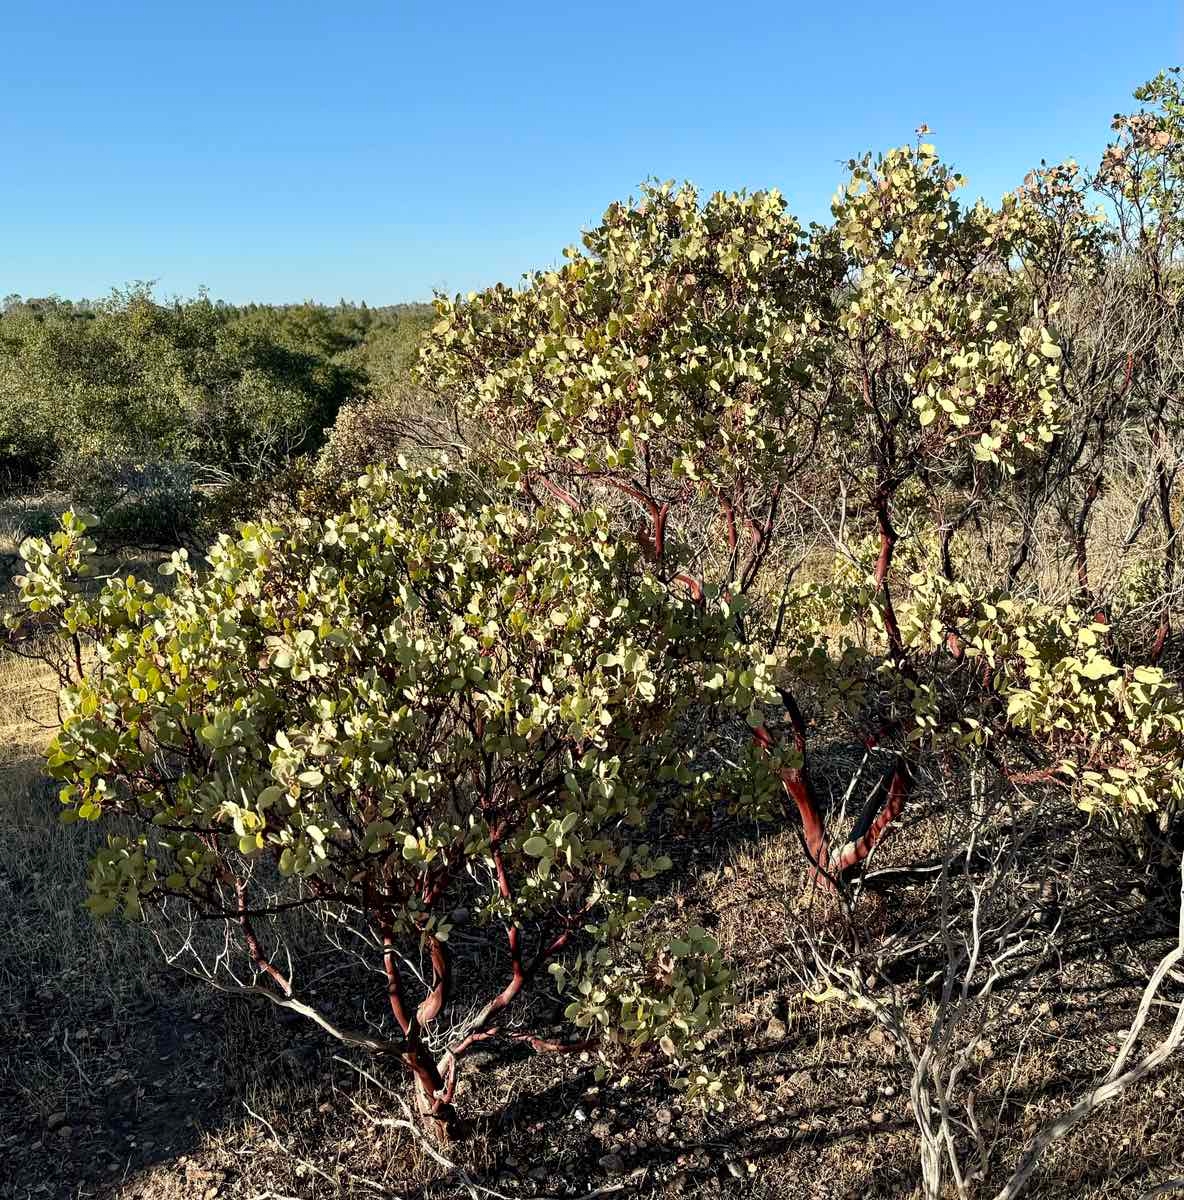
[994,852,1184,1200]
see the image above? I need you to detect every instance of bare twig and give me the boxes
[995,852,1184,1200]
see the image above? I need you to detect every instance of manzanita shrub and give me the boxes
[10,70,1184,1136]
[10,462,785,1134]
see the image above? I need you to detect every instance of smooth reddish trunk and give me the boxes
[415,935,450,1025]
[831,761,908,874]
[755,700,908,890]
[780,765,830,880]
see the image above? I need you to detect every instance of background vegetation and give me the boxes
[0,289,432,550]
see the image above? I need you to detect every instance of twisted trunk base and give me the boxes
[406,1051,460,1143]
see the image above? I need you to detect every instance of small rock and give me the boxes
[726,1161,745,1179]
[880,1084,897,1098]
[871,1111,887,1125]
[450,907,471,926]
[764,1016,788,1041]
[599,1153,625,1174]
[572,1106,588,1122]
[656,1107,674,1125]
[46,1112,68,1133]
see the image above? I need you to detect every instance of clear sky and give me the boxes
[2,1,1181,306]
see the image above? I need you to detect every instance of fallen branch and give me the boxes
[994,851,1184,1200]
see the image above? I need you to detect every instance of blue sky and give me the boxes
[2,1,1181,305]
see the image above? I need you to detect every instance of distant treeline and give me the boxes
[0,286,433,496]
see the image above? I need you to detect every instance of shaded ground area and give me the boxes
[1,659,1182,1200]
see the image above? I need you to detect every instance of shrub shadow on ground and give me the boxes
[1,705,1182,1199]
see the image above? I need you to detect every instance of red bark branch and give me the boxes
[674,572,704,602]
[721,495,738,555]
[234,878,292,996]
[752,718,829,884]
[830,759,908,874]
[415,934,451,1026]
[382,933,415,1036]
[535,475,581,510]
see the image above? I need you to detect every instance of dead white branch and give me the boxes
[995,854,1184,1200]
